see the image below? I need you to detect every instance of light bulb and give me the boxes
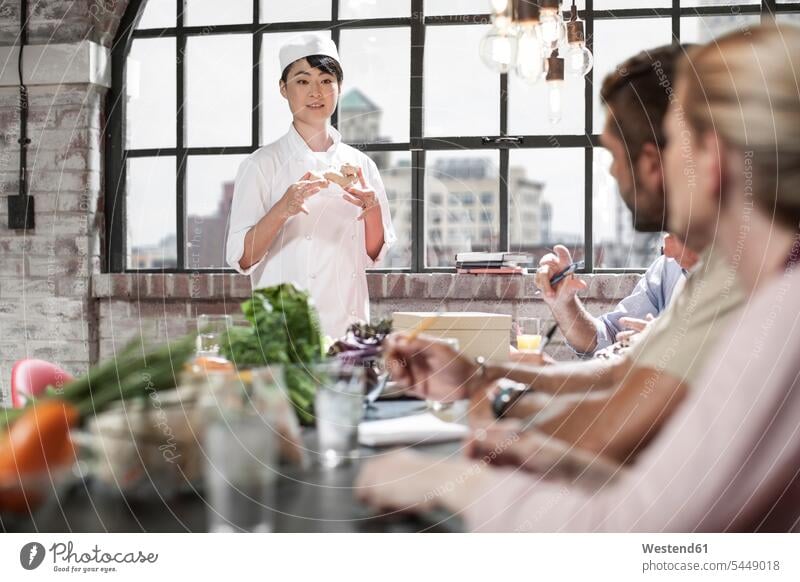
[515,26,544,83]
[539,2,560,18]
[490,0,510,13]
[539,13,566,47]
[479,25,518,74]
[566,43,593,77]
[547,81,563,124]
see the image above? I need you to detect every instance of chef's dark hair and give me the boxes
[281,54,343,85]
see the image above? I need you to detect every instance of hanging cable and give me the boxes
[8,0,34,229]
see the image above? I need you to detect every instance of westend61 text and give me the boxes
[642,543,708,554]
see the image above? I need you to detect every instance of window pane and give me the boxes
[364,151,412,269]
[595,0,669,8]
[424,0,490,16]
[127,157,177,269]
[509,149,584,261]
[425,25,499,137]
[777,14,800,25]
[418,1,586,16]
[184,0,252,25]
[186,34,252,147]
[682,0,759,6]
[186,155,248,269]
[681,14,761,43]
[340,0,410,18]
[126,38,176,149]
[260,0,331,22]
[592,18,672,135]
[508,68,584,136]
[260,31,332,145]
[425,151,500,268]
[593,148,661,268]
[339,28,410,143]
[136,0,175,29]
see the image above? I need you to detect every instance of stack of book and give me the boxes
[455,252,533,275]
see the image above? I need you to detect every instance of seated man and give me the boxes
[356,25,800,531]
[535,234,698,358]
[375,44,744,464]
[358,263,800,531]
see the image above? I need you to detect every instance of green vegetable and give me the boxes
[219,283,325,424]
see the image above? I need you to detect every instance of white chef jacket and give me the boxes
[225,124,396,338]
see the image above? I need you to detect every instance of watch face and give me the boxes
[493,381,528,419]
[493,388,513,419]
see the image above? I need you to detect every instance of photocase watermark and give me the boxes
[142,371,182,464]
[652,57,698,193]
[422,430,519,504]
[751,224,800,360]
[513,485,569,532]
[19,542,46,570]
[188,215,204,298]
[19,540,159,574]
[88,1,120,23]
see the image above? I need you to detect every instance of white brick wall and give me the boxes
[0,1,126,386]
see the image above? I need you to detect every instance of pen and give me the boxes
[534,260,585,295]
[537,323,558,355]
[548,260,585,286]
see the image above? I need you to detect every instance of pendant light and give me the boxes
[479,1,593,124]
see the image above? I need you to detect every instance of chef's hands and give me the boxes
[343,168,380,220]
[534,245,587,306]
[384,333,483,402]
[280,172,328,217]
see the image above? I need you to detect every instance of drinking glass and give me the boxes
[203,367,281,532]
[515,317,542,352]
[196,314,233,357]
[312,363,365,467]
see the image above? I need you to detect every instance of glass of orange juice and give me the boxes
[516,317,542,352]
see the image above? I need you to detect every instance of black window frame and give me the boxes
[105,0,791,275]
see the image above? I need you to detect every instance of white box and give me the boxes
[392,312,511,362]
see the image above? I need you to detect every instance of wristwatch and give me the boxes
[492,378,530,419]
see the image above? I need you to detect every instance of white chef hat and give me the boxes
[278,33,340,73]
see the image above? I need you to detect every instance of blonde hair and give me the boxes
[678,23,800,228]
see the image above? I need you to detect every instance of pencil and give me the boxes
[405,312,442,341]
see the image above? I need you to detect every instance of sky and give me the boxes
[125,0,772,249]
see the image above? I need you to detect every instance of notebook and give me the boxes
[358,413,469,447]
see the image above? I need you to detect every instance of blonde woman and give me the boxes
[357,24,800,532]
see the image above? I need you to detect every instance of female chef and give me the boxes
[225,33,396,338]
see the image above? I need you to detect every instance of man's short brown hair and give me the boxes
[600,43,692,160]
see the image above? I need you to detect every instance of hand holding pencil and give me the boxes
[385,315,481,402]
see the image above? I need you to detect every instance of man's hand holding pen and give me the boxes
[534,245,587,304]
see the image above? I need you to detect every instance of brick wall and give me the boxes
[0,0,127,404]
[92,272,640,363]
